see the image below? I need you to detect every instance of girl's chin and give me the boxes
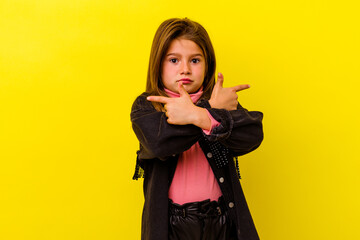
[184,86,201,94]
[167,85,200,94]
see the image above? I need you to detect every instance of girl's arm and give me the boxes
[131,92,208,160]
[146,83,211,130]
[203,102,263,156]
[205,73,264,156]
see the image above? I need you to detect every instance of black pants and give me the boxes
[169,197,236,240]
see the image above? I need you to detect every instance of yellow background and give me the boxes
[1,0,359,239]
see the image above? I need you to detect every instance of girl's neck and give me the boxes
[164,86,203,103]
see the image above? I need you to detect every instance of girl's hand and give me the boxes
[147,82,211,129]
[209,73,250,110]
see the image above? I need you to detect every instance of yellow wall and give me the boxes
[1,0,359,239]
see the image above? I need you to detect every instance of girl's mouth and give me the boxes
[178,78,193,84]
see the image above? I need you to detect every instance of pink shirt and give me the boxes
[164,88,223,205]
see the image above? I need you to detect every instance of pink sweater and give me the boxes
[164,88,223,205]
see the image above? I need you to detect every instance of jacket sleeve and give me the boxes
[130,93,203,160]
[198,99,264,156]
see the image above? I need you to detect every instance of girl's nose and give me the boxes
[181,61,191,74]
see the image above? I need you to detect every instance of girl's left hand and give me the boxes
[209,72,250,110]
[147,83,211,129]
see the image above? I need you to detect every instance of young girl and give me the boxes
[131,18,263,240]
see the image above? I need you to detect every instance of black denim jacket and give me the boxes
[131,92,264,240]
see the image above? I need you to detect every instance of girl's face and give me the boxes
[161,38,205,94]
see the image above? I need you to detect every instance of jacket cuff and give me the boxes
[197,99,234,141]
[204,108,234,141]
[202,110,220,135]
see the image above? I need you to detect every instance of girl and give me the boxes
[131,18,263,240]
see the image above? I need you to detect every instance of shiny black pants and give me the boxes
[169,197,236,240]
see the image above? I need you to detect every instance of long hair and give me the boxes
[146,18,216,111]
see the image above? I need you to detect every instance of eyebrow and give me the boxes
[166,53,204,57]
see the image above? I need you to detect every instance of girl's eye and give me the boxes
[192,59,200,63]
[170,58,178,63]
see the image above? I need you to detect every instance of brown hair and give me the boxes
[146,18,216,111]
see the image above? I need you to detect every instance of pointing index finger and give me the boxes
[147,95,170,104]
[232,84,251,92]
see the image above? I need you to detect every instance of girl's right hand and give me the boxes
[147,82,211,130]
[209,72,250,110]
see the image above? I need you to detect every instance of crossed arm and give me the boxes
[146,73,250,130]
[131,73,262,160]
